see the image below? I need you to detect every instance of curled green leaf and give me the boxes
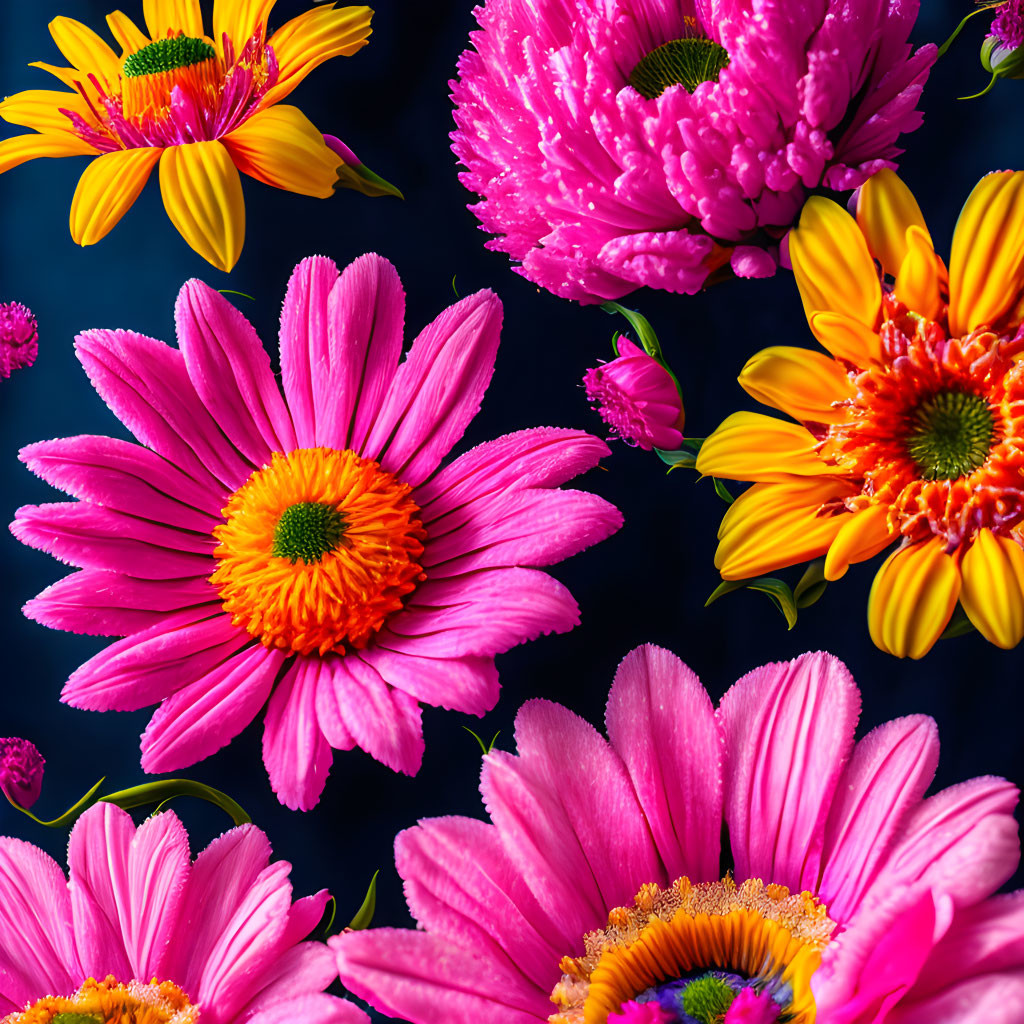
[939,605,978,641]
[348,870,380,930]
[793,559,828,609]
[101,779,251,826]
[712,478,735,504]
[462,726,501,755]
[706,576,798,630]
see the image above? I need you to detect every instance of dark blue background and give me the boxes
[1,2,1022,1020]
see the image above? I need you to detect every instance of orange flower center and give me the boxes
[211,448,427,656]
[3,976,198,1024]
[121,36,220,122]
[548,876,834,1024]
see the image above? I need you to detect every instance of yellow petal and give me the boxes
[261,5,373,107]
[895,225,947,323]
[855,168,931,279]
[213,0,277,53]
[960,529,1024,649]
[71,147,161,246]
[158,141,245,271]
[948,170,1024,336]
[868,538,960,659]
[143,0,204,40]
[715,477,858,580]
[48,17,122,91]
[0,133,98,175]
[106,11,153,54]
[791,195,882,332]
[807,310,882,366]
[739,346,854,425]
[697,411,839,483]
[221,105,338,198]
[0,89,93,135]
[824,504,895,581]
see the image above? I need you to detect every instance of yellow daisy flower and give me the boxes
[698,169,1024,659]
[0,1,392,271]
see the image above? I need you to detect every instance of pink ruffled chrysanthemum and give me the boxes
[10,254,622,810]
[0,737,44,809]
[0,802,365,1024]
[451,0,936,304]
[334,647,1024,1022]
[0,302,38,378]
[992,0,1024,50]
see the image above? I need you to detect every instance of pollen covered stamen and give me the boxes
[906,389,995,480]
[629,37,730,98]
[4,975,198,1024]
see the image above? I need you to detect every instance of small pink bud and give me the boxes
[0,301,38,378]
[0,737,45,809]
[583,337,685,451]
[608,1000,674,1023]
[723,988,781,1023]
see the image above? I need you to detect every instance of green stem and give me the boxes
[600,301,685,404]
[101,780,251,825]
[936,4,993,58]
[959,71,999,99]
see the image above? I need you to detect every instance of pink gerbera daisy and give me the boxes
[0,802,365,1024]
[451,0,936,303]
[11,253,622,810]
[334,647,1024,1022]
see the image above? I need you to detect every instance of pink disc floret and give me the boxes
[0,301,38,378]
[0,736,44,809]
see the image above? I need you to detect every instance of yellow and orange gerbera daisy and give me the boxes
[0,1,395,271]
[698,169,1024,659]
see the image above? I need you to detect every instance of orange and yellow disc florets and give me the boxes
[4,975,198,1024]
[211,447,426,656]
[548,875,835,1024]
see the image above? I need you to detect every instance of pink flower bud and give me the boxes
[0,737,45,809]
[583,338,685,451]
[0,302,38,378]
[724,987,781,1023]
[608,1000,674,1023]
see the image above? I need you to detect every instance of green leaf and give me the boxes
[600,302,663,359]
[655,448,698,470]
[939,605,978,640]
[217,289,255,301]
[348,870,380,930]
[794,559,828,609]
[335,161,403,199]
[706,577,798,630]
[318,896,337,938]
[462,726,500,754]
[3,776,106,828]
[712,478,735,504]
[100,779,251,826]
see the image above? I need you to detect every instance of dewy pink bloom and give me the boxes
[0,802,366,1024]
[334,647,1024,1023]
[583,337,684,451]
[11,254,622,811]
[0,302,38,378]
[451,0,936,304]
[992,0,1024,49]
[0,737,44,809]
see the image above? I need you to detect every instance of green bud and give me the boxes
[981,34,1024,78]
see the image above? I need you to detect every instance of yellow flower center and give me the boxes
[211,448,426,656]
[548,876,835,1024]
[3,976,198,1024]
[121,35,220,122]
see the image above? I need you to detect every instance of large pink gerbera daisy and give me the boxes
[0,802,366,1024]
[451,0,936,304]
[11,253,621,810]
[334,647,1024,1022]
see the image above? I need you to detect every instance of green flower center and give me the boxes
[272,502,347,564]
[628,38,731,99]
[682,975,737,1024]
[51,1016,100,1024]
[122,36,216,78]
[906,390,995,480]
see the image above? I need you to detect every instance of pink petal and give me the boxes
[0,837,78,1010]
[333,929,549,1023]
[12,502,216,577]
[605,645,723,883]
[25,570,217,638]
[313,653,424,774]
[20,435,224,525]
[718,651,861,892]
[62,609,244,712]
[380,568,580,658]
[887,972,1024,1023]
[262,656,334,810]
[819,715,939,922]
[243,993,369,1024]
[395,816,566,991]
[175,281,296,462]
[365,290,502,486]
[75,328,253,492]
[141,645,286,773]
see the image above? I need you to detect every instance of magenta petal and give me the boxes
[25,570,217,638]
[243,993,369,1024]
[366,290,502,486]
[718,651,861,892]
[175,280,296,462]
[12,502,216,577]
[395,816,565,991]
[75,328,253,491]
[886,974,1024,1024]
[819,715,939,922]
[605,645,723,883]
[333,928,548,1023]
[0,837,79,1011]
[20,435,224,525]
[141,645,286,773]
[61,609,244,712]
[262,656,333,810]
[313,654,424,775]
[279,255,340,448]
